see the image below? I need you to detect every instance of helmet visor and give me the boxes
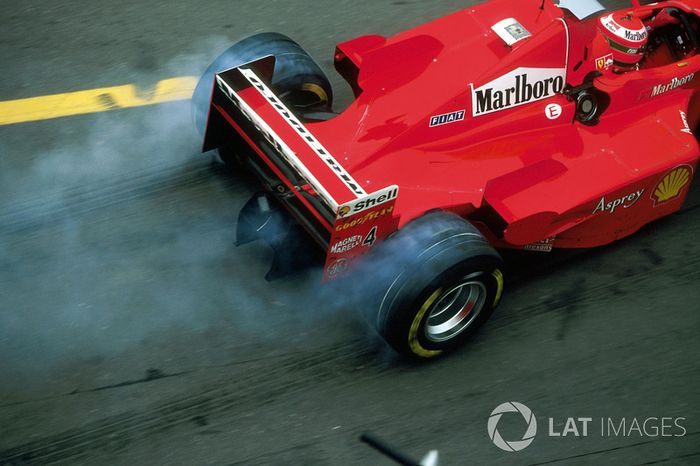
[606,37,646,55]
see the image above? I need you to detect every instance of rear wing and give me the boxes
[203,56,399,280]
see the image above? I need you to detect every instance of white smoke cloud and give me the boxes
[0,36,368,395]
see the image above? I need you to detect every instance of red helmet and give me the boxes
[598,12,648,68]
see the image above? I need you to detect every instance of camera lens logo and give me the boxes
[488,402,538,452]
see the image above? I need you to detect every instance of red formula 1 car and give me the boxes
[193,0,699,358]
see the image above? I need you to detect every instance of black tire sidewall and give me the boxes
[378,237,503,358]
[192,33,332,135]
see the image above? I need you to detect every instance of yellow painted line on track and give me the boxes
[0,77,198,126]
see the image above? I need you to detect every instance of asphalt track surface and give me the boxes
[1,1,699,465]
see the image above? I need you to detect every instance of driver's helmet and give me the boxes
[597,11,648,69]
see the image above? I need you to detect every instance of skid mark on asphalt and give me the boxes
[0,343,378,465]
[527,431,700,465]
[0,247,698,464]
[0,77,197,125]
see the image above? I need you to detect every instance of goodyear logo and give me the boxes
[653,165,692,205]
[335,205,394,232]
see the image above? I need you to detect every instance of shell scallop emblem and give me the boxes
[653,165,693,205]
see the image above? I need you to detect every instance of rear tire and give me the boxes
[358,212,505,359]
[192,32,334,136]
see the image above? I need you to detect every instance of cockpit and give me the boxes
[642,6,700,69]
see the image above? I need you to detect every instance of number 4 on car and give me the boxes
[192,0,699,358]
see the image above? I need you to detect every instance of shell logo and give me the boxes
[337,205,351,218]
[653,165,693,206]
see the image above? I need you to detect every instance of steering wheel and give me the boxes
[668,8,700,52]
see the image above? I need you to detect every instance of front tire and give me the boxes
[361,212,504,358]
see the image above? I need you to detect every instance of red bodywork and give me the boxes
[204,0,700,280]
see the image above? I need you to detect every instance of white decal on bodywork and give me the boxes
[471,67,566,116]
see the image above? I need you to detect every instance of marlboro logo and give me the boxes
[471,67,565,116]
[650,73,695,98]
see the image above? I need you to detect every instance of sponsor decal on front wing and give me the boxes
[471,67,566,116]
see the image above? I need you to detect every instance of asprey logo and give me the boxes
[592,189,645,214]
[471,67,565,116]
[679,110,692,134]
[488,402,538,452]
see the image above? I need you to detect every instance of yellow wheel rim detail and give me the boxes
[492,269,504,307]
[408,288,444,358]
[300,82,329,106]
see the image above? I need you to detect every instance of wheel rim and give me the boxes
[424,275,487,343]
[279,82,329,110]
